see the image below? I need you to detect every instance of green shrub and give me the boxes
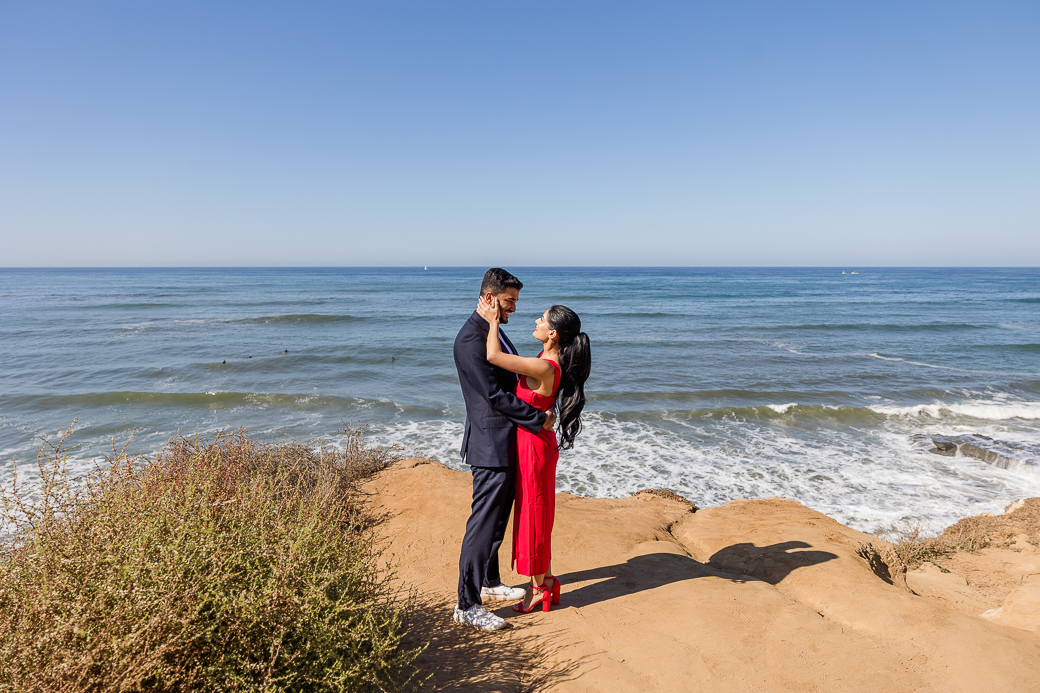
[0,426,422,692]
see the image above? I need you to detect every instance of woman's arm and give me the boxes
[455,326,549,434]
[477,296,554,386]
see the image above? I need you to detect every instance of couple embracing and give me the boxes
[452,268,592,631]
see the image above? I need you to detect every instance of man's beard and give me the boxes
[499,311,509,323]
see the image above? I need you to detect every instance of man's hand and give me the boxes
[542,411,556,430]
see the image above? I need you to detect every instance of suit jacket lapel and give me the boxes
[499,329,518,356]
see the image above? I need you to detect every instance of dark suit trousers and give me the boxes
[457,465,516,610]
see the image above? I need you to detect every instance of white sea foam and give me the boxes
[769,342,807,355]
[368,419,464,462]
[8,385,1040,538]
[864,353,1040,378]
[368,410,1040,534]
[870,401,1040,421]
[866,353,958,370]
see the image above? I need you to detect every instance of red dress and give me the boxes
[512,356,561,577]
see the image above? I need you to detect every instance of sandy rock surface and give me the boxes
[364,459,1040,692]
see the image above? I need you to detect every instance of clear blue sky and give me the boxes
[1,2,1038,267]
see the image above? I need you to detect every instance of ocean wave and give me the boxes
[768,342,808,355]
[367,412,1040,533]
[591,389,823,404]
[200,353,405,369]
[118,317,235,330]
[225,300,328,307]
[864,353,1040,377]
[6,403,1040,536]
[867,353,949,368]
[686,403,883,425]
[870,401,1040,421]
[548,295,610,301]
[236,314,363,325]
[545,402,885,426]
[3,391,446,417]
[994,344,1040,354]
[765,323,983,332]
[10,386,1040,427]
[610,400,1040,425]
[96,302,178,309]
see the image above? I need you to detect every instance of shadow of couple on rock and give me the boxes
[410,541,837,690]
[548,540,838,609]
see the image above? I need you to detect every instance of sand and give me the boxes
[362,459,1040,692]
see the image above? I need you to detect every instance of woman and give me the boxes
[476,296,591,613]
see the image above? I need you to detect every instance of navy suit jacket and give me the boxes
[454,311,547,468]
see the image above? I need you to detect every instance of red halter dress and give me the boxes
[512,356,561,577]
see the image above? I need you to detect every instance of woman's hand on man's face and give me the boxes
[477,295,500,324]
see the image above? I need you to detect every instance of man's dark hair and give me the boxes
[479,268,523,297]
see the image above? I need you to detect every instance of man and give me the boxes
[452,268,556,631]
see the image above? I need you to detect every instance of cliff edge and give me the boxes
[363,459,1040,692]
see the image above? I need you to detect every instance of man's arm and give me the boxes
[457,329,548,434]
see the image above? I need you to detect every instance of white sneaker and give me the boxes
[452,603,508,631]
[481,583,527,601]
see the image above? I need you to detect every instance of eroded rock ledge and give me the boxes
[365,458,1040,693]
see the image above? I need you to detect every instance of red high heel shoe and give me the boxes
[512,578,554,613]
[545,574,561,605]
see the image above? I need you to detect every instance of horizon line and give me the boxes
[2,265,1039,271]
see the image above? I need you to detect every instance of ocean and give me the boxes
[2,267,1039,533]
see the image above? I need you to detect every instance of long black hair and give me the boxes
[547,305,591,450]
